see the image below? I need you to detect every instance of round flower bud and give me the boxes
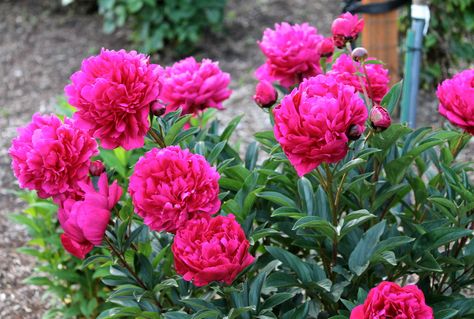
[317,38,335,58]
[370,105,392,132]
[151,101,166,117]
[351,47,368,62]
[346,124,364,141]
[253,80,278,108]
[89,160,105,176]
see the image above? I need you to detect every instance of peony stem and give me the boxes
[322,163,339,268]
[149,128,166,148]
[451,132,469,158]
[362,63,374,106]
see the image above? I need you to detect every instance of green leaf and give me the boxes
[348,221,386,276]
[381,80,403,114]
[435,309,459,319]
[257,192,297,208]
[292,216,337,240]
[335,158,367,178]
[207,141,227,164]
[266,246,311,282]
[340,210,375,238]
[297,177,314,215]
[220,115,243,141]
[369,124,411,150]
[260,292,294,311]
[245,142,259,170]
[164,115,192,145]
[265,272,299,288]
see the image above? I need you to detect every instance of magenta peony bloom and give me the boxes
[59,173,122,259]
[159,57,232,116]
[172,214,254,287]
[9,113,98,201]
[65,49,162,150]
[256,22,324,88]
[129,146,221,233]
[253,80,278,108]
[317,37,335,58]
[273,74,367,176]
[331,12,364,48]
[370,105,392,131]
[351,281,433,319]
[437,69,474,134]
[329,54,389,103]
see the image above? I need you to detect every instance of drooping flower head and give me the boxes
[9,113,98,201]
[332,12,364,48]
[273,74,367,176]
[256,22,324,88]
[129,146,221,233]
[329,54,389,103]
[351,281,433,319]
[172,214,255,287]
[437,69,474,134]
[59,173,122,259]
[159,57,232,116]
[65,49,162,150]
[253,80,278,108]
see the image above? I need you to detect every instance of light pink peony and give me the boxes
[273,74,367,176]
[253,80,278,108]
[158,57,232,116]
[65,49,162,150]
[172,214,254,287]
[59,173,122,259]
[329,54,389,103]
[331,12,364,48]
[437,69,474,134]
[128,146,221,233]
[256,22,324,88]
[9,113,98,201]
[351,281,433,319]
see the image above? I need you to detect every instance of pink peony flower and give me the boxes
[331,12,364,48]
[159,57,232,116]
[253,80,278,108]
[437,69,474,134]
[59,173,122,259]
[273,74,367,176]
[129,146,221,233]
[351,281,433,319]
[172,214,254,287]
[256,22,324,88]
[370,105,392,131]
[317,37,335,58]
[329,54,389,103]
[65,49,162,150]
[9,113,98,201]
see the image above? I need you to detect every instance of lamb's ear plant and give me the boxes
[10,10,474,319]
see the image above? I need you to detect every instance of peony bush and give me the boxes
[10,11,474,319]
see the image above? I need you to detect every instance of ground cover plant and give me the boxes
[9,11,474,319]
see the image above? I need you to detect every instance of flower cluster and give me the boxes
[273,74,367,176]
[159,57,232,116]
[256,22,324,88]
[437,68,474,134]
[65,49,162,150]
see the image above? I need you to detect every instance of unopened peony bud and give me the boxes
[253,80,278,108]
[331,12,364,48]
[89,160,105,176]
[370,105,391,132]
[318,38,335,58]
[351,47,368,62]
[151,101,166,117]
[346,124,363,140]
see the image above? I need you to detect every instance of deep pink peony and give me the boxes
[9,113,98,201]
[331,12,364,48]
[172,214,255,287]
[158,57,232,116]
[273,74,367,176]
[253,80,278,108]
[317,37,335,58]
[129,146,221,233]
[65,49,162,150]
[59,173,122,259]
[351,281,433,319]
[329,54,389,103]
[256,22,324,88]
[437,69,474,134]
[370,105,392,131]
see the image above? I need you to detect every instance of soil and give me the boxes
[0,0,468,318]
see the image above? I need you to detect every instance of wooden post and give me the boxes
[361,0,400,84]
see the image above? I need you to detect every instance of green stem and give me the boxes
[323,164,338,269]
[451,132,468,158]
[149,128,166,148]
